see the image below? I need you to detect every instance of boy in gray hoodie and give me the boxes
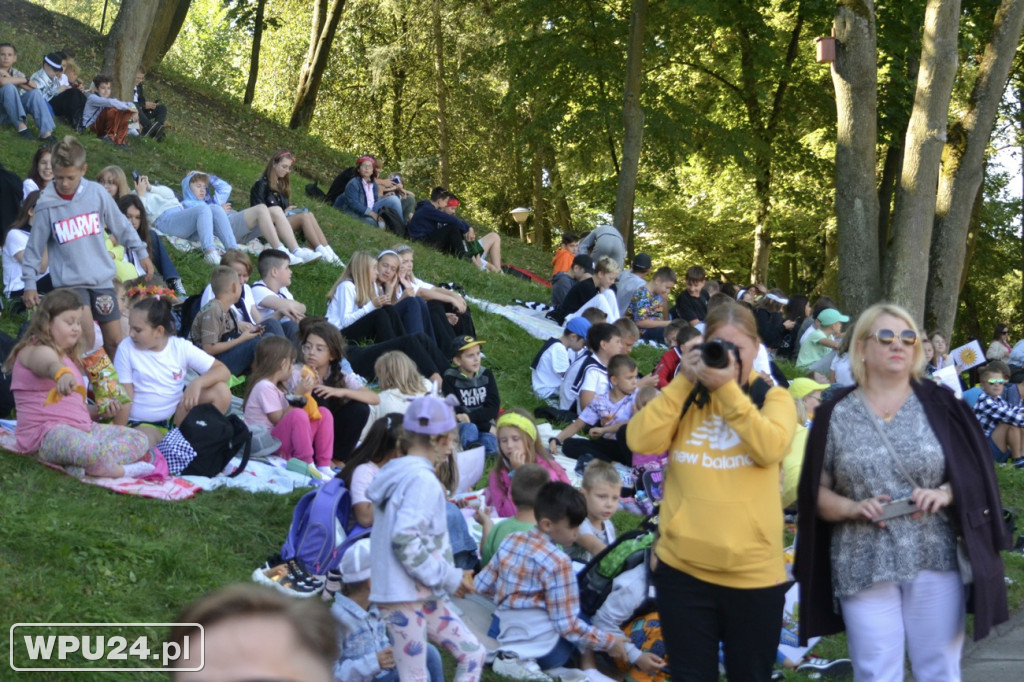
[367,395,484,681]
[22,136,153,360]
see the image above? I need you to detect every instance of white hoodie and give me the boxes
[367,455,462,604]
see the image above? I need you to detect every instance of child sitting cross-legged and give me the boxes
[474,481,628,679]
[972,361,1024,467]
[487,410,570,518]
[531,317,591,402]
[550,354,639,467]
[253,248,307,343]
[190,265,270,376]
[330,538,446,682]
[568,460,621,564]
[443,335,499,456]
[476,463,550,567]
[243,336,335,479]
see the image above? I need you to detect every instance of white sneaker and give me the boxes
[543,667,588,681]
[317,245,344,266]
[292,247,322,264]
[492,652,551,681]
[288,251,305,266]
[204,250,221,265]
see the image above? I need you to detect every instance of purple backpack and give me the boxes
[280,477,368,574]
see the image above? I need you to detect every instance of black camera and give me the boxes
[699,339,740,369]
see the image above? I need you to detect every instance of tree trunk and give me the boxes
[748,4,805,286]
[833,0,881,318]
[101,0,161,100]
[432,0,450,186]
[612,0,648,246]
[289,0,347,130]
[886,0,961,322]
[531,148,546,243]
[877,144,902,261]
[925,0,1024,336]
[141,0,193,69]
[546,145,573,240]
[243,0,267,108]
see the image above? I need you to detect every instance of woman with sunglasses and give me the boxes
[986,323,1012,362]
[796,303,1009,681]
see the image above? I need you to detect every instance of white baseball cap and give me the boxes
[341,538,371,583]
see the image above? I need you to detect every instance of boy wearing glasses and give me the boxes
[972,361,1024,467]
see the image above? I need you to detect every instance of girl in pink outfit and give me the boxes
[5,288,153,478]
[243,336,334,477]
[486,409,570,517]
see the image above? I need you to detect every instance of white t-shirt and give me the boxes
[201,282,260,323]
[831,353,854,387]
[114,336,217,422]
[349,461,382,506]
[3,230,28,296]
[532,341,570,399]
[579,363,610,399]
[558,351,591,411]
[252,281,296,321]
[22,177,39,200]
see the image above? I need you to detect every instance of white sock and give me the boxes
[122,461,156,478]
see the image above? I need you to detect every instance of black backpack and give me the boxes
[176,294,204,339]
[178,404,252,477]
[378,205,407,237]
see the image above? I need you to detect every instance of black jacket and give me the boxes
[795,381,1010,643]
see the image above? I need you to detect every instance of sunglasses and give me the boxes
[987,378,1007,385]
[871,328,918,346]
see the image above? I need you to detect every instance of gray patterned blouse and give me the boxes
[824,392,957,600]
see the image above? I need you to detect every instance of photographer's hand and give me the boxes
[676,337,703,383]
[696,351,740,392]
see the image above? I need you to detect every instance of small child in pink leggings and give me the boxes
[243,336,334,478]
[366,395,485,681]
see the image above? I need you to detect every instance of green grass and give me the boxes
[3,2,1024,680]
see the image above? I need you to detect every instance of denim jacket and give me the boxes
[330,594,391,682]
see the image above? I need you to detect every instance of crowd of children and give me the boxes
[8,63,1019,681]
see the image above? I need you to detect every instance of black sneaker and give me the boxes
[17,128,33,140]
[796,656,853,679]
[252,557,322,598]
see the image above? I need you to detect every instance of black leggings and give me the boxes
[346,332,450,381]
[561,428,632,466]
[50,88,87,128]
[321,396,370,464]
[653,563,787,682]
[342,306,405,344]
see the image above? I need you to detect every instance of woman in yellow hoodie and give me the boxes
[627,300,796,681]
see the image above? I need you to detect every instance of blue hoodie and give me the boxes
[366,455,463,604]
[181,171,232,208]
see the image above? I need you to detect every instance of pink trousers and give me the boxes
[271,407,334,467]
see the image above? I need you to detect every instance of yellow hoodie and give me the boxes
[627,372,796,588]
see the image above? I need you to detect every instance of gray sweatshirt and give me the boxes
[367,455,463,604]
[24,179,149,291]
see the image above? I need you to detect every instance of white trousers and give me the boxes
[840,570,965,682]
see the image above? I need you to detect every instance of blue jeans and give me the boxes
[0,84,54,135]
[155,204,219,252]
[394,296,434,338]
[149,233,180,281]
[458,422,497,455]
[215,336,260,376]
[339,194,403,226]
[446,502,478,569]
[375,643,444,681]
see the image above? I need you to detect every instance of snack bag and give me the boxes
[82,348,131,417]
[300,364,322,420]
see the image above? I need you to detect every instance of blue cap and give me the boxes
[566,317,591,338]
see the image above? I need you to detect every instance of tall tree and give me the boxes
[102,0,161,99]
[289,0,347,129]
[885,0,961,320]
[925,0,1024,336]
[432,0,450,186]
[141,0,194,69]
[833,0,881,317]
[612,0,649,246]
[225,0,279,108]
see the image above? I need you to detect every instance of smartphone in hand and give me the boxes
[877,497,916,521]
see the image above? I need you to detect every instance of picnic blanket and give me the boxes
[467,295,666,350]
[0,420,313,500]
